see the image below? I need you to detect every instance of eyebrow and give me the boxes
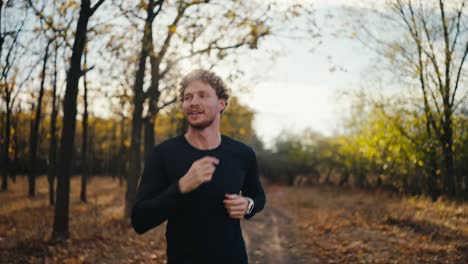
[185,90,209,96]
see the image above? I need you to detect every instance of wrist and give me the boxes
[178,177,187,193]
[244,197,254,215]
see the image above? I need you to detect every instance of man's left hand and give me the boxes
[223,194,248,219]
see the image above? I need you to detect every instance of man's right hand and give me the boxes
[178,156,219,193]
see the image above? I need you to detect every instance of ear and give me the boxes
[219,99,226,113]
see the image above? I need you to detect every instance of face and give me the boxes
[182,80,226,130]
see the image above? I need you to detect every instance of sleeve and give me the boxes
[242,147,266,219]
[131,146,185,234]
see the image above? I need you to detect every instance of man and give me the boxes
[131,69,266,264]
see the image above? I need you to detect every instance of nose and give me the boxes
[190,95,201,105]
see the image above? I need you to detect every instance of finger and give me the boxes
[203,162,217,171]
[204,167,215,176]
[200,162,212,168]
[200,167,214,176]
[229,212,243,219]
[199,164,215,174]
[228,210,246,218]
[202,156,219,165]
[223,199,244,206]
[203,172,213,181]
[225,206,245,213]
[224,204,243,210]
[224,194,240,199]
[225,204,246,211]
[224,197,244,204]
[229,205,247,212]
[231,205,247,211]
[229,210,242,216]
[223,199,240,206]
[232,207,244,213]
[204,175,213,182]
[208,164,217,171]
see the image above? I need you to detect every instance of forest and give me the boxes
[1,0,467,263]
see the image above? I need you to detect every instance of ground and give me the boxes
[0,176,466,263]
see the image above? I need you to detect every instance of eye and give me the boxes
[199,91,209,98]
[184,94,192,101]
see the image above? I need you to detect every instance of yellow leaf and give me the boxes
[169,25,177,33]
[138,1,148,9]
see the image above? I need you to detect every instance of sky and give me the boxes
[231,1,376,147]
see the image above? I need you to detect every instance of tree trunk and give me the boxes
[28,40,51,197]
[10,105,22,184]
[111,119,117,178]
[126,97,144,219]
[0,111,4,187]
[144,118,155,162]
[465,166,468,200]
[124,14,152,219]
[52,1,92,241]
[80,50,89,203]
[48,42,59,206]
[87,122,95,175]
[11,115,18,183]
[424,112,439,201]
[118,115,126,186]
[144,22,160,160]
[2,101,11,192]
[442,115,455,196]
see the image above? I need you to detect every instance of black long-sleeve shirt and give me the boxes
[131,134,266,264]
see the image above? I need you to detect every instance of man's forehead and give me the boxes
[184,80,215,94]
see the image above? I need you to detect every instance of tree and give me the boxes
[27,38,52,197]
[348,0,467,197]
[80,48,90,202]
[52,0,106,241]
[1,1,29,191]
[392,0,467,196]
[27,0,76,204]
[123,0,164,219]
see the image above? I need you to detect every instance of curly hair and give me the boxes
[178,69,230,109]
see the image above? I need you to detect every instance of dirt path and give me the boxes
[242,205,322,264]
[241,184,327,264]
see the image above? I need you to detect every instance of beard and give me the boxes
[186,113,216,130]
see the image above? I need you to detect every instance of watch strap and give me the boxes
[245,197,254,215]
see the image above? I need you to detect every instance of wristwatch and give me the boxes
[245,197,254,215]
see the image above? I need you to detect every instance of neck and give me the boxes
[185,127,221,150]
